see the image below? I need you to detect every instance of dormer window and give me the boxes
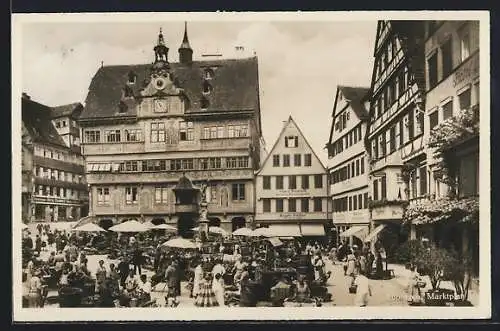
[118,101,128,113]
[128,71,137,84]
[204,68,214,80]
[203,81,213,94]
[200,97,209,109]
[123,86,134,98]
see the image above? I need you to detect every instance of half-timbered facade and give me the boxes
[365,21,426,244]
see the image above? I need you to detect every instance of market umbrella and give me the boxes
[109,220,149,233]
[162,237,197,249]
[208,226,228,236]
[232,227,254,236]
[253,227,273,237]
[72,223,106,232]
[152,224,177,231]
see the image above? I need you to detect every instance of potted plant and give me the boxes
[412,244,457,306]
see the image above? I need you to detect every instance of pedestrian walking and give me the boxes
[132,247,143,275]
[353,270,372,307]
[117,259,130,288]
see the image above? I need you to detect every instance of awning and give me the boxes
[268,224,302,237]
[300,224,325,236]
[363,224,387,243]
[339,225,368,240]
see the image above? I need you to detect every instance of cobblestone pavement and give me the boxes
[324,259,410,307]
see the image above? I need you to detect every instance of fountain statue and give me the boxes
[198,181,209,242]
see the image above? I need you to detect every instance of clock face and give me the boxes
[154,99,167,112]
[154,77,166,90]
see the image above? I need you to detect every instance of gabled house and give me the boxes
[255,116,328,239]
[326,86,371,246]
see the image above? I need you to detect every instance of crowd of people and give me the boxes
[23,223,419,308]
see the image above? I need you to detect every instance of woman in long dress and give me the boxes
[194,273,219,307]
[345,250,357,284]
[192,260,203,298]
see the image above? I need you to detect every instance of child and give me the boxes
[353,270,372,307]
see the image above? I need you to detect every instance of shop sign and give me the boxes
[276,189,309,196]
[279,212,306,219]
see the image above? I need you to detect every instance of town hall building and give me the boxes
[77,24,263,236]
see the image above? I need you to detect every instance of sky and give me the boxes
[21,19,376,164]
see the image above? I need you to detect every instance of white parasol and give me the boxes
[109,220,149,233]
[253,227,273,237]
[152,223,178,231]
[232,227,255,236]
[208,226,228,236]
[72,223,106,232]
[162,237,197,249]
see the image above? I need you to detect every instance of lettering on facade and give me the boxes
[279,212,306,219]
[453,54,479,88]
[276,189,309,196]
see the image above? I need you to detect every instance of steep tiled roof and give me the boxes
[337,85,370,120]
[51,102,83,119]
[174,174,198,191]
[81,57,260,120]
[22,97,67,148]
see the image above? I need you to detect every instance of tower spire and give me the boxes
[179,21,193,65]
[154,27,169,64]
